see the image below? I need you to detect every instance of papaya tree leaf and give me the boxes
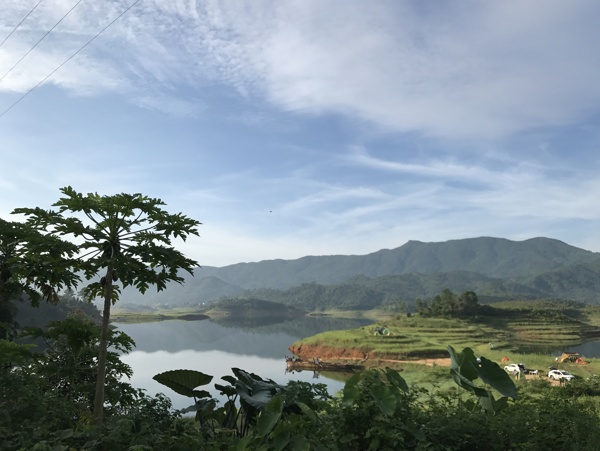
[152,369,213,398]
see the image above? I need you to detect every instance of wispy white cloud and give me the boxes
[342,146,600,222]
[2,1,600,267]
[2,0,599,139]
[280,185,387,213]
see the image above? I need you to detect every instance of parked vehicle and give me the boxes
[504,363,526,374]
[548,369,575,382]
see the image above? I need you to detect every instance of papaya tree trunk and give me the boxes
[92,266,113,425]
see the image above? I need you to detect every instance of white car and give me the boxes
[548,370,575,382]
[504,363,525,374]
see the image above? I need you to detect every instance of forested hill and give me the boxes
[119,236,600,306]
[198,236,596,287]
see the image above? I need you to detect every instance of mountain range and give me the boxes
[118,237,600,308]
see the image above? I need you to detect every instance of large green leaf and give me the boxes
[491,394,508,412]
[236,381,277,410]
[448,346,479,381]
[478,393,509,413]
[221,375,237,385]
[449,368,489,398]
[234,368,284,393]
[256,395,284,437]
[385,367,408,392]
[342,372,362,405]
[179,397,217,414]
[269,423,292,451]
[288,434,311,451]
[369,384,397,416]
[215,383,237,397]
[448,345,518,408]
[296,401,318,422]
[230,368,285,411]
[476,356,518,399]
[152,369,213,398]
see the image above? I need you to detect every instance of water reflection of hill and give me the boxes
[115,316,373,358]
[211,315,374,337]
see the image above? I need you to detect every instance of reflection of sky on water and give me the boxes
[116,320,293,356]
[122,350,345,411]
[116,317,600,409]
[116,317,371,411]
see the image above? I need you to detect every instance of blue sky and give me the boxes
[1,0,600,267]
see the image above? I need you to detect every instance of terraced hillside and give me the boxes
[290,316,500,361]
[289,302,600,362]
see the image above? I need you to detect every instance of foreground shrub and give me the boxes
[4,339,600,450]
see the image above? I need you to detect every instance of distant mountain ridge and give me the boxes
[119,237,600,306]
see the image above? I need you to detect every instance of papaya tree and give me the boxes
[13,186,200,424]
[0,218,79,339]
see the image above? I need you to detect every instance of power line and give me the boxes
[0,0,46,49]
[0,0,85,82]
[0,0,143,120]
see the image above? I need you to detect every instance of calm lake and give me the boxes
[563,340,600,358]
[116,315,600,411]
[115,316,374,410]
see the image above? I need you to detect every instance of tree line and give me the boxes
[415,288,481,317]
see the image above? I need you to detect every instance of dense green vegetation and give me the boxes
[198,236,598,287]
[4,286,600,447]
[206,298,306,318]
[0,315,194,449]
[415,289,480,317]
[4,316,600,450]
[15,289,102,328]
[239,267,600,313]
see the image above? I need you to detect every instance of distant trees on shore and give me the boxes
[415,288,480,317]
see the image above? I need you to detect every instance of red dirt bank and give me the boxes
[289,344,451,367]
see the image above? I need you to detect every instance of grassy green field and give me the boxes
[295,316,498,359]
[291,300,600,380]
